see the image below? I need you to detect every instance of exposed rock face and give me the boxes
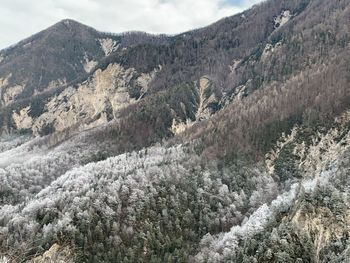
[27,244,74,263]
[12,106,33,131]
[0,77,66,107]
[228,59,241,74]
[1,0,350,262]
[262,115,350,261]
[292,207,350,263]
[170,76,222,134]
[171,118,193,135]
[266,111,350,176]
[12,64,158,135]
[261,42,282,60]
[3,85,24,105]
[0,19,122,110]
[196,76,220,121]
[274,10,292,29]
[99,38,118,56]
[83,56,98,73]
[0,74,12,105]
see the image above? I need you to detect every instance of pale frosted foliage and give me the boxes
[195,155,343,262]
[0,143,189,249]
[0,134,276,260]
[0,110,349,261]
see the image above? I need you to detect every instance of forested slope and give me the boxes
[0,0,350,262]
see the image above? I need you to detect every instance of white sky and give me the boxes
[0,0,264,49]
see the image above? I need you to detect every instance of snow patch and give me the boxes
[23,41,33,48]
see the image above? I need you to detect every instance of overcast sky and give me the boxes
[0,0,264,49]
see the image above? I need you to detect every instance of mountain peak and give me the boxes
[51,18,95,32]
[1,0,350,262]
[59,18,80,24]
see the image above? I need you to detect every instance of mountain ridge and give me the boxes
[0,0,350,262]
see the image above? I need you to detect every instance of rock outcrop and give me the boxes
[12,64,159,135]
[27,244,74,263]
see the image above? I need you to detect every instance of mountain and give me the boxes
[0,0,313,136]
[0,19,170,107]
[0,0,350,262]
[0,20,110,105]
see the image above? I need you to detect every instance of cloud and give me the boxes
[0,0,264,49]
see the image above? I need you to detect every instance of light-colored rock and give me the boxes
[3,85,24,104]
[292,207,350,262]
[196,76,220,120]
[298,112,350,176]
[265,127,299,174]
[27,243,74,263]
[265,110,350,176]
[261,42,282,60]
[233,84,247,101]
[83,53,98,73]
[12,106,33,131]
[171,76,220,133]
[0,55,4,63]
[0,76,64,106]
[171,118,194,135]
[228,59,241,73]
[48,79,66,90]
[32,79,67,98]
[28,63,156,135]
[8,62,159,135]
[0,74,11,91]
[136,70,158,98]
[99,38,118,56]
[274,10,292,29]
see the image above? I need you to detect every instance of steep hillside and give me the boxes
[1,110,350,263]
[0,0,350,262]
[0,19,170,108]
[0,0,316,136]
[0,19,170,134]
[0,20,110,106]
